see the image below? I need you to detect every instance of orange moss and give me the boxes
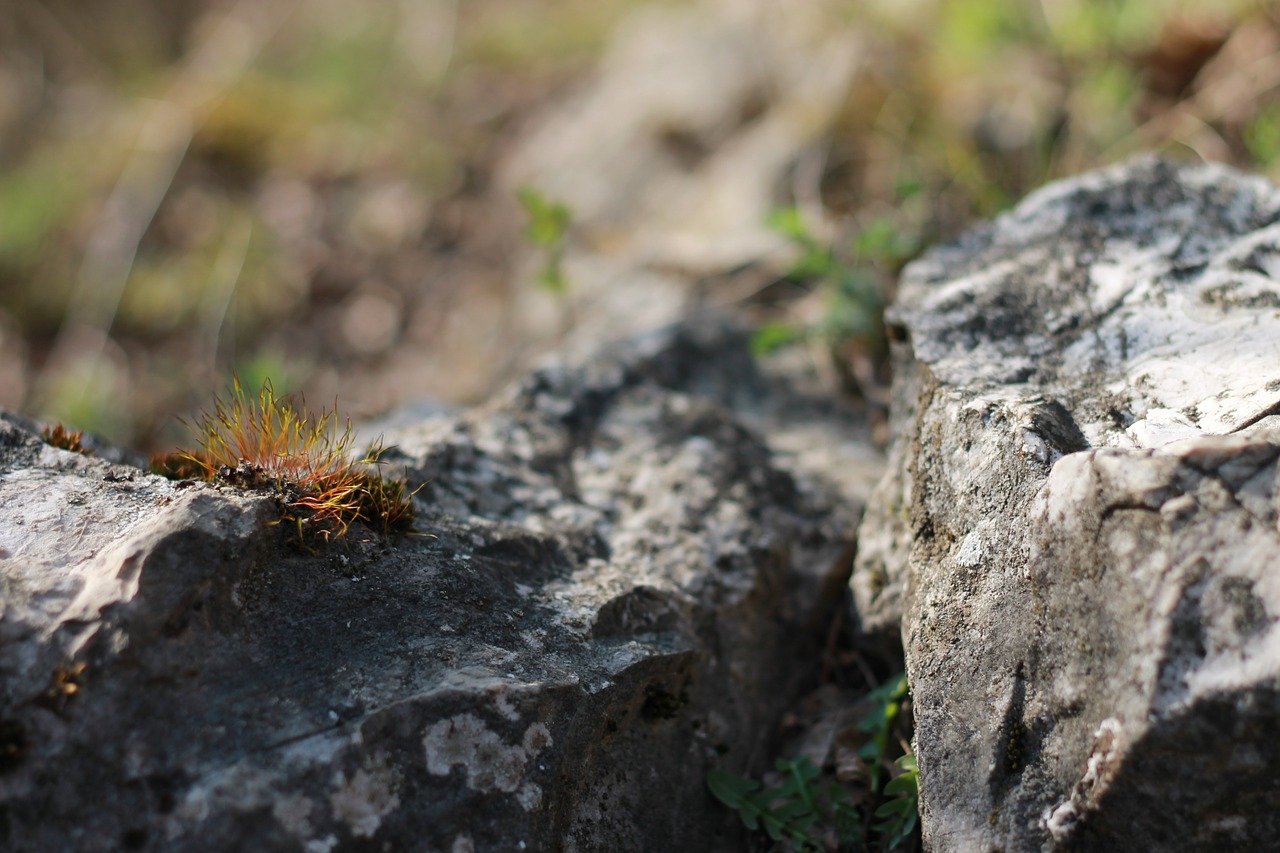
[156,376,417,543]
[41,423,91,455]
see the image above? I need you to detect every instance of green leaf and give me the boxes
[894,172,924,203]
[875,798,911,819]
[750,322,805,356]
[706,768,768,831]
[776,755,821,781]
[517,186,572,247]
[875,801,920,850]
[858,700,895,734]
[769,798,808,815]
[765,206,812,243]
[709,760,834,851]
[853,215,921,264]
[706,768,761,806]
[860,673,908,732]
[517,186,573,294]
[766,206,829,279]
[853,216,897,260]
[1246,108,1280,168]
[857,673,912,793]
[872,748,920,849]
[884,772,918,797]
[789,247,836,279]
[868,672,909,705]
[759,814,784,841]
[535,257,568,295]
[775,756,821,819]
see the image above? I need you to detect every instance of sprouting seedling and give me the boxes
[754,206,892,357]
[858,672,909,791]
[153,376,418,544]
[41,423,91,456]
[874,753,919,850]
[517,185,573,295]
[707,671,918,851]
[753,203,923,368]
[707,756,836,853]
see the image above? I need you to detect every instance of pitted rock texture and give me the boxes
[0,318,874,852]
[854,157,1280,851]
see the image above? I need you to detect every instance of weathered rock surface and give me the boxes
[854,156,1280,850]
[0,318,877,852]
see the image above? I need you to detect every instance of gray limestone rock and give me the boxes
[854,156,1280,850]
[0,318,875,852]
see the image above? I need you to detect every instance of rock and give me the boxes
[854,156,1280,850]
[0,317,877,852]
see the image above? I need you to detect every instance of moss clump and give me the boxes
[154,376,417,544]
[41,423,91,456]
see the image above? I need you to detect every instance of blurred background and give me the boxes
[0,0,1275,452]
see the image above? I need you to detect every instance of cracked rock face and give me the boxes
[854,157,1280,850]
[0,319,875,852]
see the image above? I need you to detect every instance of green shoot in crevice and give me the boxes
[753,193,923,402]
[708,672,919,852]
[708,755,864,853]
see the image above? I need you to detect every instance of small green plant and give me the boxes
[708,672,918,851]
[753,205,919,397]
[752,204,926,402]
[874,753,919,849]
[517,185,573,295]
[41,423,91,456]
[858,673,909,790]
[152,376,418,544]
[707,755,861,853]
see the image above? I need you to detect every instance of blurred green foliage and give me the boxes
[1246,108,1280,168]
[40,363,132,446]
[518,186,574,295]
[1,0,1278,445]
[0,156,86,269]
[753,197,920,375]
[0,0,653,446]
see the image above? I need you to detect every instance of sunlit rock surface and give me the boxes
[855,156,1280,850]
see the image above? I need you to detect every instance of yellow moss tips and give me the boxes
[157,376,417,543]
